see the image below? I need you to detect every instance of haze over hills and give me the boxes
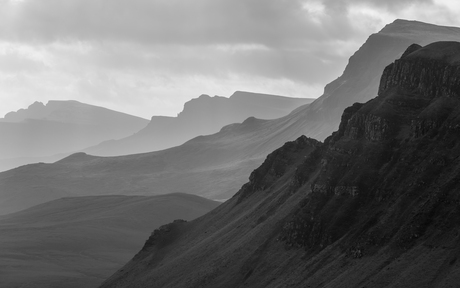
[0,193,219,288]
[0,100,149,171]
[0,116,294,214]
[0,92,311,171]
[2,19,460,215]
[1,100,147,126]
[84,91,314,156]
[101,41,460,288]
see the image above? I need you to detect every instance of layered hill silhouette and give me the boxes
[83,91,314,156]
[0,193,218,288]
[101,41,460,288]
[0,116,289,214]
[1,20,460,216]
[0,100,149,171]
[0,93,311,171]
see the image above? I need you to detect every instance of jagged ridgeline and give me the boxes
[101,42,460,288]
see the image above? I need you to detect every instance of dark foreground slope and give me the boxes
[0,193,218,288]
[2,20,459,215]
[101,42,460,288]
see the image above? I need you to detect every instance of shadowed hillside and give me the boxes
[100,41,460,288]
[0,193,218,288]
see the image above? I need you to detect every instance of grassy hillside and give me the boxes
[0,193,219,288]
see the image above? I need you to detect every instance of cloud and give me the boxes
[0,48,46,73]
[0,0,389,47]
[323,0,433,11]
[0,0,460,120]
[68,42,345,85]
[0,0,322,46]
[0,0,446,78]
[1,0,457,53]
[0,0,355,88]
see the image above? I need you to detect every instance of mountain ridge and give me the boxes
[83,91,314,156]
[100,40,460,288]
[0,100,149,172]
[1,99,148,124]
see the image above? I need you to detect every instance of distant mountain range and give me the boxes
[0,92,312,172]
[0,100,149,171]
[83,91,314,156]
[2,20,459,216]
[101,40,460,288]
[0,193,219,288]
[1,100,147,126]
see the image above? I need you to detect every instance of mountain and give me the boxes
[0,92,308,171]
[0,100,149,171]
[2,20,460,215]
[100,41,460,288]
[274,19,460,142]
[83,91,314,156]
[1,100,147,126]
[0,193,219,288]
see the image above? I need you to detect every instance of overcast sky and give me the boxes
[1,0,460,119]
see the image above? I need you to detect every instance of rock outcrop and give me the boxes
[139,220,187,253]
[281,41,460,254]
[236,136,321,203]
[379,41,460,98]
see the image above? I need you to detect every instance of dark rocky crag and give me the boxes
[101,42,460,288]
[281,41,460,255]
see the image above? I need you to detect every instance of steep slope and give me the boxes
[0,193,219,288]
[0,100,148,171]
[2,20,460,215]
[101,41,460,288]
[83,91,314,156]
[273,19,460,142]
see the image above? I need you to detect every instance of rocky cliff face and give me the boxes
[379,42,460,98]
[236,136,321,204]
[280,41,460,257]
